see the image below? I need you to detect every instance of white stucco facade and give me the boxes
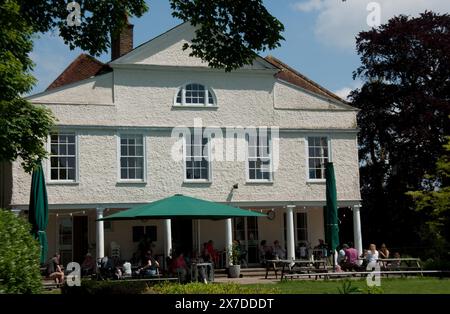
[10,23,362,264]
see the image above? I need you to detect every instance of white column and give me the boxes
[164,219,172,258]
[353,204,363,256]
[96,207,105,259]
[286,205,296,260]
[225,218,233,267]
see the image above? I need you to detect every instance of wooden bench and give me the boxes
[121,277,180,283]
[282,270,442,281]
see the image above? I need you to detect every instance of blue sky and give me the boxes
[30,0,449,98]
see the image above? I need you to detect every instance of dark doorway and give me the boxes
[338,207,354,246]
[171,218,193,256]
[73,216,88,263]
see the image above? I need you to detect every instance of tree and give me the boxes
[0,209,42,293]
[1,0,285,172]
[407,136,450,258]
[350,12,450,252]
[170,0,284,71]
[0,0,55,173]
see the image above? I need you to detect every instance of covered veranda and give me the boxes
[99,194,266,268]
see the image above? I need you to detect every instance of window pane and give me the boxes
[51,169,58,180]
[68,169,75,180]
[136,145,143,156]
[67,157,75,168]
[59,145,67,155]
[51,144,58,155]
[121,169,127,179]
[136,168,143,180]
[50,157,58,167]
[201,168,208,179]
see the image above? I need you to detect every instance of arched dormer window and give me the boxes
[175,83,216,106]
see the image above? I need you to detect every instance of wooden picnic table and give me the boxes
[190,262,214,283]
[265,259,328,280]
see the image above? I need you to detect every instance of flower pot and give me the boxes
[228,265,241,278]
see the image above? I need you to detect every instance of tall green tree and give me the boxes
[350,12,450,252]
[1,0,285,172]
[408,136,450,257]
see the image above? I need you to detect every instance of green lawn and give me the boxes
[247,278,450,294]
[43,277,450,294]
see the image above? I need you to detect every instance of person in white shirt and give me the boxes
[364,243,379,264]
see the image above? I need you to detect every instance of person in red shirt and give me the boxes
[206,240,219,265]
[342,243,359,271]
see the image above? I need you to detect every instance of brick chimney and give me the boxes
[111,22,134,61]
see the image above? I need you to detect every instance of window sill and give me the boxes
[182,180,212,185]
[172,105,218,110]
[47,181,79,186]
[306,179,326,184]
[116,180,147,186]
[245,180,274,185]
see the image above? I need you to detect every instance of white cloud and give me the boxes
[293,0,449,50]
[334,80,362,100]
[334,87,353,100]
[292,0,324,12]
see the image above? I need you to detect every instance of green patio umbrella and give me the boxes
[324,162,339,268]
[29,162,49,264]
[101,194,266,220]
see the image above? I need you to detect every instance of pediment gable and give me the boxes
[110,22,275,70]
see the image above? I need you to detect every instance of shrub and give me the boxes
[423,258,450,271]
[0,209,42,293]
[150,282,279,294]
[62,279,150,295]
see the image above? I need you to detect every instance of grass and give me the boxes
[41,277,450,294]
[247,277,450,294]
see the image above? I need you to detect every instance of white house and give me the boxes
[5,22,362,266]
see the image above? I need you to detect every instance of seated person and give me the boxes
[259,240,273,265]
[297,242,309,260]
[362,244,379,265]
[388,252,401,269]
[171,253,189,282]
[138,250,160,277]
[191,251,208,283]
[98,256,114,279]
[47,253,64,284]
[206,240,219,265]
[341,244,359,271]
[122,261,132,277]
[81,253,96,276]
[272,240,286,259]
[337,245,346,265]
[114,266,122,280]
[314,239,328,259]
[234,240,248,266]
[201,242,211,262]
[379,243,390,259]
